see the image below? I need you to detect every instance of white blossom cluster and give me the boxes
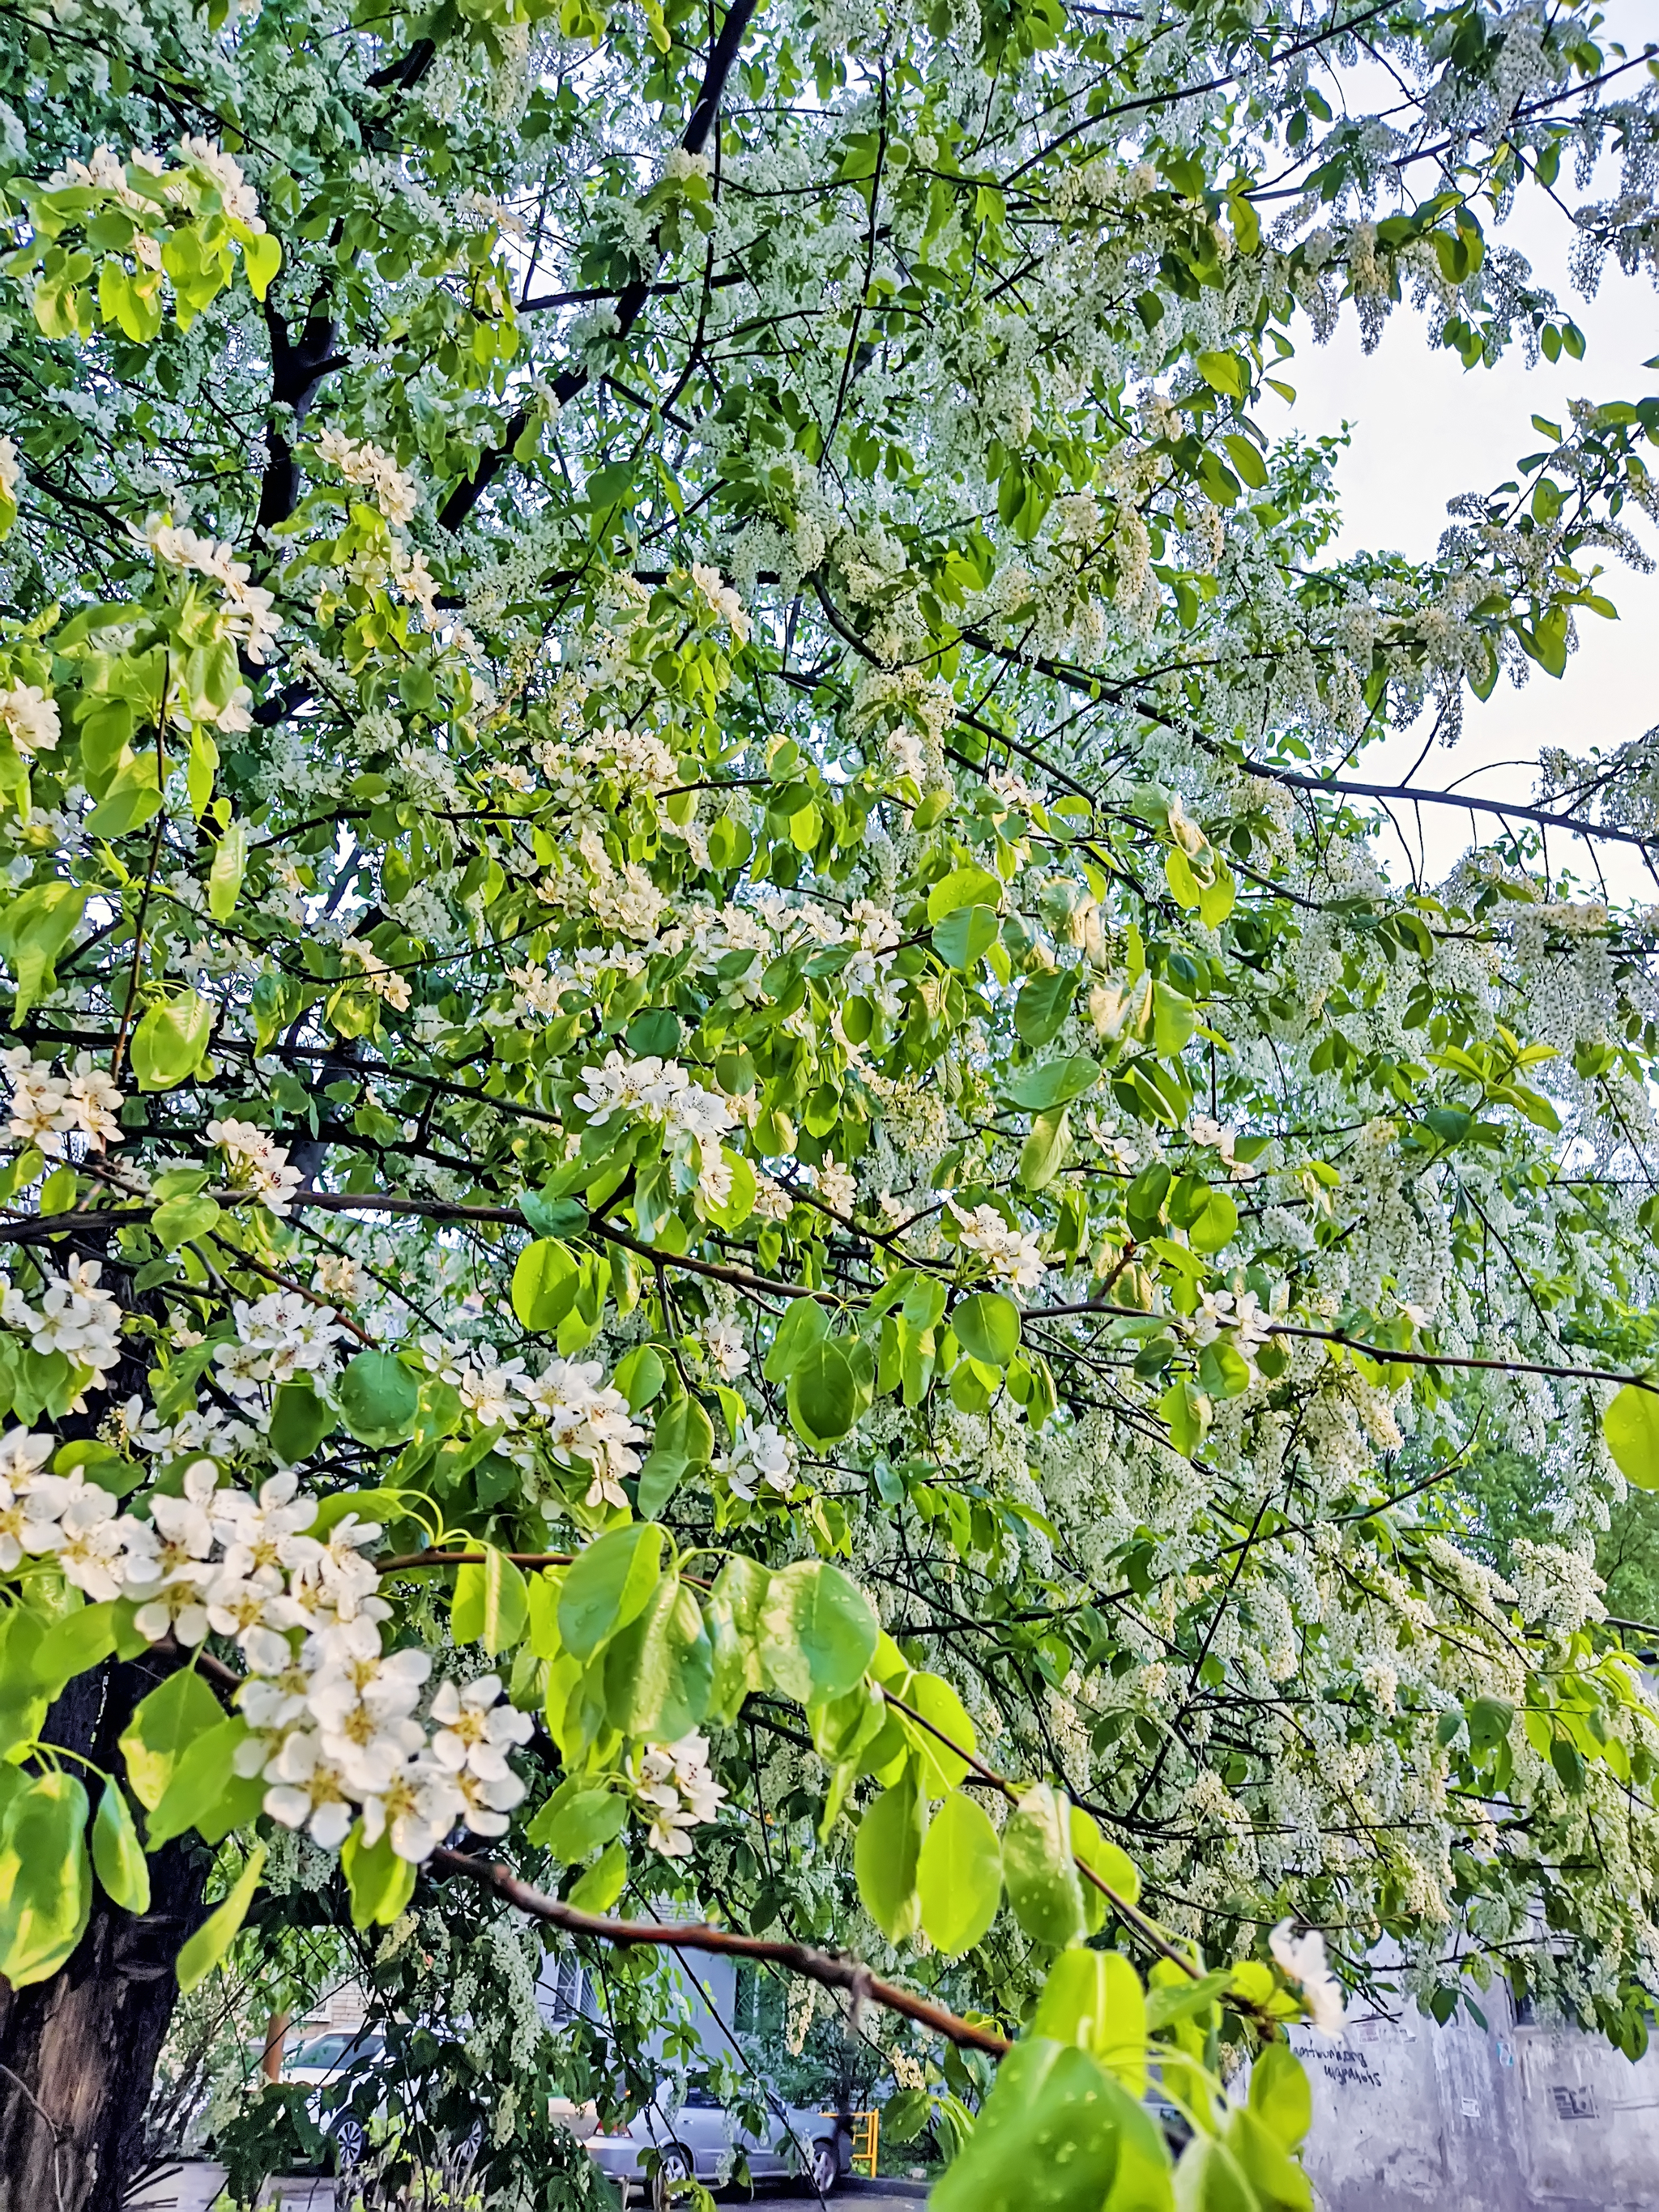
[1,1259,124,1396]
[0,1428,160,1594]
[138,515,281,668]
[948,1200,1047,1293]
[311,428,421,528]
[626,1729,727,1857]
[574,1051,738,1213]
[206,1116,303,1215]
[1,1047,122,1153]
[419,1340,647,1512]
[719,1417,796,1503]
[0,684,59,759]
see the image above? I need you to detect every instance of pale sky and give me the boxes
[1274,22,1658,901]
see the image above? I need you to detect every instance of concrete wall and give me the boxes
[1299,1990,1659,2211]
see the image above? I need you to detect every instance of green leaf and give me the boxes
[896,1669,979,1791]
[32,1598,122,1699]
[337,1349,419,1447]
[527,1778,628,1863]
[0,1772,92,1986]
[130,993,214,1092]
[932,903,999,970]
[636,1391,714,1518]
[706,1554,772,1725]
[854,1769,925,1941]
[151,1192,221,1250]
[1188,1191,1238,1255]
[1014,970,1077,1047]
[341,1823,416,1929]
[603,1573,712,1740]
[268,1379,336,1464]
[84,748,164,837]
[1466,1694,1513,1754]
[240,228,282,300]
[512,1238,582,1330]
[0,880,88,1018]
[176,1843,267,1993]
[1071,1805,1141,1908]
[1196,349,1247,399]
[760,1558,880,1702]
[1605,1384,1659,1490]
[522,1188,589,1238]
[1033,1948,1146,2094]
[952,1292,1021,1367]
[1249,2041,1311,2151]
[1004,1782,1085,1948]
[927,864,1003,922]
[567,1838,627,1912]
[930,2039,1163,2212]
[1019,1106,1071,1191]
[558,1522,664,1660]
[917,1789,1001,1954]
[787,1338,860,1446]
[145,1715,264,1847]
[612,1345,666,1412]
[452,1545,531,1656]
[1226,2104,1314,2210]
[119,1666,224,1812]
[762,1297,830,1382]
[207,820,248,919]
[1006,1056,1102,1112]
[92,1781,151,1914]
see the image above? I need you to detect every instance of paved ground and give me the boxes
[126,2163,928,2209]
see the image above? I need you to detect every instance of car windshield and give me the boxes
[292,2031,382,2071]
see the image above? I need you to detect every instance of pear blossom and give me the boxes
[722,1420,795,1503]
[949,1200,1046,1293]
[206,1117,303,1215]
[0,684,59,757]
[1269,1921,1346,2035]
[262,1730,357,1849]
[428,1673,534,1783]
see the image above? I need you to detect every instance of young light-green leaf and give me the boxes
[451,1545,531,1656]
[92,1781,151,1915]
[854,1769,925,1942]
[558,1522,664,1660]
[1605,1383,1659,1490]
[917,1789,1001,1954]
[119,1667,224,1812]
[176,1843,267,1993]
[1004,1782,1086,1949]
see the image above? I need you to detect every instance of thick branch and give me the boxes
[428,1848,1011,2054]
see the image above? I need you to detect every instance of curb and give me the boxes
[843,2180,931,2201]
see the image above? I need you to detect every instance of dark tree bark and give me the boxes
[0,1661,210,2212]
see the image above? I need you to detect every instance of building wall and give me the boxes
[1299,1991,1659,2211]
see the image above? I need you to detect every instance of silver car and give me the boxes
[586,2073,846,2201]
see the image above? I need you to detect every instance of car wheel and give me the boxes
[808,2136,839,2195]
[331,2114,369,2172]
[651,2144,694,2209]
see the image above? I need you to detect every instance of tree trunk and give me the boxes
[0,1659,207,2212]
